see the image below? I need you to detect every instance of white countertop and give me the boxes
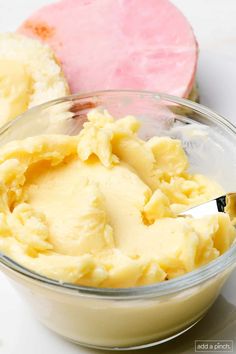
[0,1,236,353]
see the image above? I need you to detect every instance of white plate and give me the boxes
[0,1,236,353]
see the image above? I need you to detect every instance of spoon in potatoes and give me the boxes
[181,193,236,221]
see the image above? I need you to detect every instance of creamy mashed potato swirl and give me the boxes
[0,109,235,287]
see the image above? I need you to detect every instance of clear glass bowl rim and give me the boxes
[0,89,236,299]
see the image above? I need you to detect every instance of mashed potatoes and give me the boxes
[0,33,69,126]
[0,109,235,287]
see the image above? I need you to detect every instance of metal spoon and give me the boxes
[181,193,236,220]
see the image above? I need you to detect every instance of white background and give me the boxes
[0,1,236,353]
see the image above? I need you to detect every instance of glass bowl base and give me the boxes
[60,317,203,351]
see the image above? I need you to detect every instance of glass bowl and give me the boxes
[0,90,236,350]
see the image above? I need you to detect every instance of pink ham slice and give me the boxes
[19,0,198,97]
